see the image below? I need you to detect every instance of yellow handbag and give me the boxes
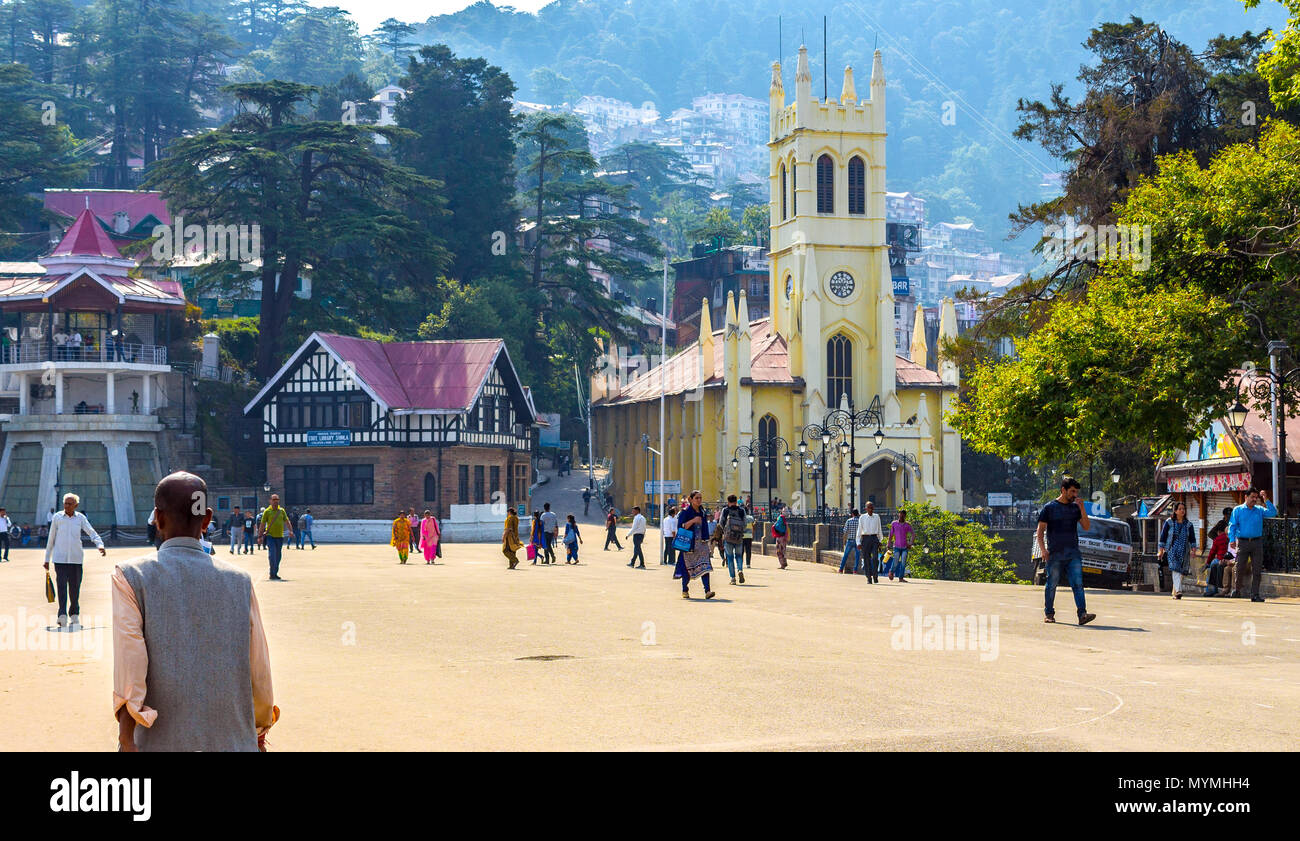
[45,571,55,603]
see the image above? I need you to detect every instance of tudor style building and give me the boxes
[244,333,538,532]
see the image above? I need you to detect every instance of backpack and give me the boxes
[723,509,745,544]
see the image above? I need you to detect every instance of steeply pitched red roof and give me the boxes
[49,208,123,259]
[244,332,536,421]
[320,333,507,412]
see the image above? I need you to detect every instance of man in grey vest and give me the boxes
[112,471,279,751]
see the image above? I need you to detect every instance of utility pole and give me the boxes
[574,363,594,492]
[660,257,667,520]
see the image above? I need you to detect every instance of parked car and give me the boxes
[1031,516,1133,590]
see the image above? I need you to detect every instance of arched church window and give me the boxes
[816,154,834,214]
[758,414,779,488]
[827,334,852,409]
[848,156,865,215]
[424,472,437,502]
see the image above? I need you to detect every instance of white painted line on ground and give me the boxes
[1257,703,1274,709]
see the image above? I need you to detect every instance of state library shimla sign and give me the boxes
[306,429,351,447]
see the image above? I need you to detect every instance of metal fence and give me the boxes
[785,519,818,547]
[1264,518,1300,573]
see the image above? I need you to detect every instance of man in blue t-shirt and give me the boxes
[1036,477,1097,626]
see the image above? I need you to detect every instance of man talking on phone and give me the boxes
[1036,477,1097,626]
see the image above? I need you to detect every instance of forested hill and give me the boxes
[412,0,1281,249]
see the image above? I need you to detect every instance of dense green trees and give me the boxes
[146,81,447,379]
[0,62,84,255]
[395,45,519,284]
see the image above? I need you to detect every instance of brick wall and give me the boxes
[266,445,529,521]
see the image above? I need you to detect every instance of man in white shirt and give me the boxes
[68,330,83,361]
[661,505,679,565]
[539,503,558,564]
[857,502,884,584]
[43,492,106,627]
[626,505,648,569]
[0,506,11,561]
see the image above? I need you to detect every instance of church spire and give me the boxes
[840,65,856,105]
[938,298,959,386]
[795,44,812,106]
[699,297,715,381]
[910,302,927,366]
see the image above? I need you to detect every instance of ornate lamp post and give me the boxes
[731,444,758,504]
[889,451,920,507]
[800,423,844,522]
[1229,342,1300,512]
[757,436,791,513]
[824,394,886,510]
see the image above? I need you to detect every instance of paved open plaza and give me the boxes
[2,539,1297,751]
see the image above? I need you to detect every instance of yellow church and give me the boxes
[593,47,962,515]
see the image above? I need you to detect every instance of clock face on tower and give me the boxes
[829,270,855,298]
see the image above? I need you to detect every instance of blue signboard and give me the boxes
[892,277,910,297]
[306,429,351,447]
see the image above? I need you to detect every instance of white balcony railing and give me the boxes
[1,342,168,366]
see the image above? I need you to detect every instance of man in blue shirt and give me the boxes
[1036,477,1097,625]
[299,508,316,550]
[1228,489,1276,602]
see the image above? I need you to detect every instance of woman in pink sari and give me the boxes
[420,509,441,564]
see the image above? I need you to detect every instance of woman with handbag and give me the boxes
[502,508,523,569]
[772,506,790,569]
[420,510,441,565]
[528,511,544,564]
[1158,502,1197,600]
[673,490,716,600]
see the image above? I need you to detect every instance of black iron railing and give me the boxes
[1263,518,1300,573]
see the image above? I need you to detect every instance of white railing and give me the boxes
[1,342,167,365]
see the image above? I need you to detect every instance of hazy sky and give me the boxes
[311,0,553,33]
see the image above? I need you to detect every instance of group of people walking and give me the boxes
[837,502,913,583]
[391,508,442,564]
[516,504,581,568]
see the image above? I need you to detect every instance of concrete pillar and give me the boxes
[17,372,26,415]
[55,372,63,415]
[36,442,63,523]
[106,371,116,414]
[0,441,12,501]
[106,441,135,525]
[142,374,152,414]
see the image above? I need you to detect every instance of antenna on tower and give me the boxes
[823,15,828,102]
[778,15,782,66]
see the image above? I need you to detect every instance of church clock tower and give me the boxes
[768,46,895,424]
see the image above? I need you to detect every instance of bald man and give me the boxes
[112,472,278,751]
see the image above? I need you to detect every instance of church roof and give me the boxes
[597,317,948,406]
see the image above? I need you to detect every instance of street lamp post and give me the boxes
[757,436,791,513]
[1229,343,1300,513]
[732,445,758,506]
[823,394,886,510]
[799,424,844,522]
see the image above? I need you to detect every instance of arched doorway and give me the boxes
[860,460,897,510]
